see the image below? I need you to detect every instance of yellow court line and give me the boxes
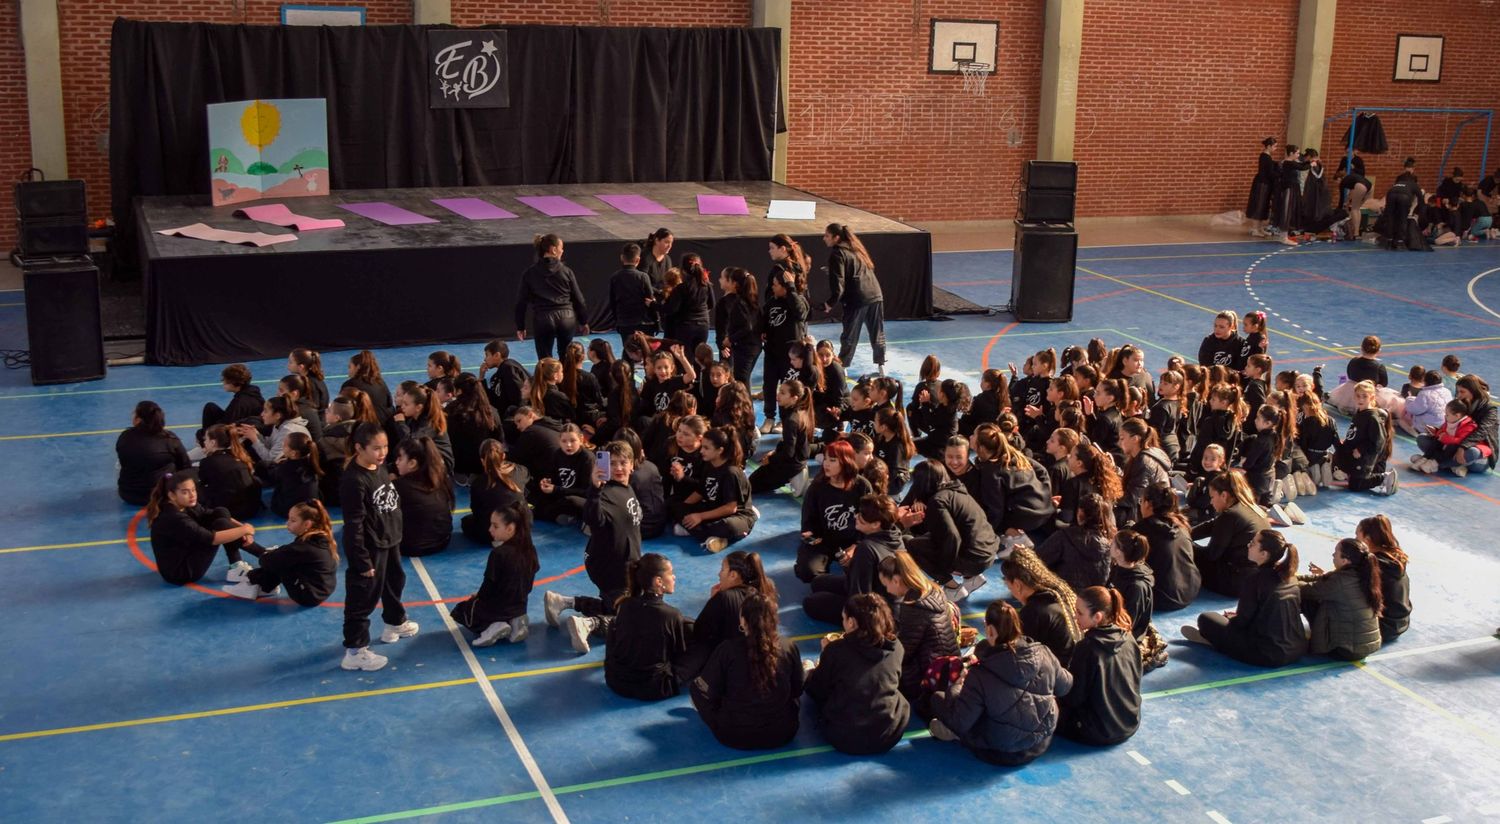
[1354,662,1500,749]
[1078,267,1350,358]
[1077,247,1381,264]
[0,423,195,442]
[1374,335,1500,348]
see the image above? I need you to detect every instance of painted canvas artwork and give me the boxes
[208,98,330,204]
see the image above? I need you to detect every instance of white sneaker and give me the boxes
[929,718,960,742]
[673,524,691,537]
[472,621,512,647]
[703,537,728,553]
[341,647,389,671]
[222,580,263,600]
[1374,468,1399,496]
[1267,504,1291,526]
[509,615,530,644]
[942,579,970,604]
[771,423,782,434]
[225,560,253,583]
[759,419,775,435]
[1284,501,1309,525]
[750,505,762,520]
[1451,464,1469,478]
[1408,452,1427,468]
[960,573,987,596]
[566,615,596,654]
[1281,476,1297,503]
[379,620,420,643]
[544,591,571,627]
[1297,472,1318,497]
[1180,625,1210,645]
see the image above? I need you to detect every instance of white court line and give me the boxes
[932,239,1267,254]
[1164,779,1192,796]
[1421,816,1452,824]
[1206,811,1234,824]
[410,557,570,824]
[1465,267,1500,321]
[1126,750,1151,766]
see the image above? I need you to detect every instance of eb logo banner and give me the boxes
[428,30,509,109]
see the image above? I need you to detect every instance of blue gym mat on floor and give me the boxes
[1,239,1497,823]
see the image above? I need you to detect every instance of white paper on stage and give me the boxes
[767,199,816,220]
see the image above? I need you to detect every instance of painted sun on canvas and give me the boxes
[207,98,330,205]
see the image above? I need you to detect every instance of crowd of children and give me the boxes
[117,298,1477,762]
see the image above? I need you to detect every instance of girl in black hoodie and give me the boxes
[796,440,874,582]
[341,350,394,423]
[340,423,413,673]
[532,424,594,525]
[715,267,762,386]
[760,265,810,429]
[930,601,1072,766]
[1184,529,1308,667]
[451,504,538,647]
[198,424,263,521]
[605,553,694,701]
[1036,493,1116,594]
[1000,549,1080,667]
[691,591,803,750]
[116,401,192,506]
[803,494,904,624]
[393,436,454,557]
[461,439,529,544]
[146,472,259,585]
[675,427,757,554]
[804,593,910,755]
[960,368,1009,438]
[916,380,970,460]
[873,407,917,494]
[877,551,960,714]
[514,233,589,360]
[972,420,1055,541]
[1197,310,1245,369]
[1057,586,1142,746]
[222,500,338,606]
[677,550,778,683]
[264,432,323,518]
[199,363,264,444]
[1334,380,1395,493]
[1135,483,1202,612]
[749,379,813,493]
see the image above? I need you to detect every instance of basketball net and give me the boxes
[958,61,990,96]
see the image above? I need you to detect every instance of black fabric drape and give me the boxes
[110,20,781,273]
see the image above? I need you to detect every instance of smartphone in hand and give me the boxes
[596,450,612,479]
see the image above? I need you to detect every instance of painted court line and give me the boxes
[1206,811,1234,824]
[410,557,569,824]
[1422,816,1453,824]
[1353,662,1500,750]
[1126,749,1151,766]
[1164,779,1192,796]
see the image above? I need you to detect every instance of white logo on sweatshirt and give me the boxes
[768,307,787,327]
[704,476,721,501]
[655,392,670,411]
[784,367,801,382]
[1212,351,1232,366]
[372,482,400,514]
[825,504,853,531]
[557,468,577,488]
[1026,388,1042,407]
[626,496,642,525]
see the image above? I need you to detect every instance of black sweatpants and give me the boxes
[794,538,836,583]
[728,341,762,388]
[749,460,804,494]
[533,494,587,523]
[687,514,755,544]
[838,301,887,367]
[247,565,325,607]
[802,574,851,624]
[531,309,577,361]
[155,518,249,585]
[342,544,408,648]
[677,323,709,356]
[690,680,799,751]
[762,352,789,421]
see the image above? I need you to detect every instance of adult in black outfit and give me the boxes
[641,227,674,333]
[1246,137,1278,236]
[1270,145,1308,238]
[662,253,715,353]
[515,233,589,360]
[1375,170,1427,251]
[822,223,886,371]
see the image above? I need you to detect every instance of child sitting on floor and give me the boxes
[1411,399,1491,477]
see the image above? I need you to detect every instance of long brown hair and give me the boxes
[495,503,538,574]
[1073,442,1123,502]
[826,222,874,270]
[290,348,324,381]
[1143,482,1190,531]
[779,379,815,439]
[204,424,254,472]
[146,472,195,523]
[741,592,783,695]
[398,436,454,508]
[348,350,382,384]
[290,499,339,563]
[610,359,636,424]
[282,432,324,477]
[561,342,586,406]
[842,593,896,646]
[722,550,778,605]
[478,438,521,493]
[337,389,380,425]
[1357,514,1407,573]
[1335,538,1385,616]
[875,407,916,460]
[974,421,1031,471]
[1078,585,1132,632]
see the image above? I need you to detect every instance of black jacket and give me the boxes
[662,276,714,333]
[715,293,761,349]
[260,532,338,606]
[584,481,643,596]
[893,587,960,698]
[1020,589,1077,667]
[1376,554,1412,642]
[938,638,1072,758]
[460,541,538,627]
[447,411,502,477]
[1147,398,1184,462]
[216,385,267,426]
[692,636,803,750]
[606,593,693,701]
[1119,447,1171,527]
[1459,396,1499,469]
[680,586,753,681]
[467,471,529,532]
[629,460,669,539]
[116,428,191,505]
[762,292,809,349]
[975,458,1054,532]
[1219,566,1309,667]
[394,475,453,556]
[607,266,656,329]
[804,636,910,754]
[511,417,564,473]
[484,359,529,416]
[149,504,232,584]
[1036,525,1112,593]
[826,245,882,307]
[1109,563,1155,639]
[267,457,320,518]
[1059,625,1142,746]
[514,256,587,329]
[339,463,403,574]
[766,413,810,468]
[918,480,1001,578]
[198,453,263,521]
[1134,514,1201,612]
[1192,501,1269,596]
[341,378,394,421]
[1198,333,1243,369]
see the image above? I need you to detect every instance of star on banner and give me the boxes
[481,40,498,56]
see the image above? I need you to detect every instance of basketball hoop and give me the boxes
[958,61,990,96]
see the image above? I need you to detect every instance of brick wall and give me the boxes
[56,0,408,226]
[1072,0,1300,218]
[1324,1,1500,194]
[783,0,1044,223]
[0,0,31,250]
[453,0,750,27]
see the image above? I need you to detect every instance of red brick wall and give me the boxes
[1072,0,1299,217]
[0,0,31,250]
[783,0,1044,223]
[1324,2,1500,194]
[56,0,409,226]
[453,0,750,27]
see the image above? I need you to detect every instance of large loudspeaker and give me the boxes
[1011,221,1078,322]
[16,180,87,219]
[1021,189,1075,223]
[19,217,90,257]
[23,259,106,385]
[1023,160,1078,191]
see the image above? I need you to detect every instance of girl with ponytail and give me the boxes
[1299,538,1384,659]
[603,554,693,701]
[288,348,329,414]
[451,504,539,647]
[1056,585,1142,746]
[1357,515,1411,641]
[675,427,757,553]
[392,436,455,557]
[677,550,778,682]
[198,423,264,520]
[662,253,714,352]
[1183,529,1309,667]
[223,500,338,607]
[1000,548,1080,666]
[690,591,804,750]
[461,439,530,544]
[147,471,260,586]
[749,378,814,494]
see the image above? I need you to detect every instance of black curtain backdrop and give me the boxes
[109,19,782,273]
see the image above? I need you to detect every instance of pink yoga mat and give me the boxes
[696,194,750,216]
[431,198,519,220]
[594,194,673,215]
[516,195,598,217]
[338,202,439,225]
[234,203,345,231]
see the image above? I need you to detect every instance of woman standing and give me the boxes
[514,233,589,360]
[662,254,714,353]
[822,223,885,371]
[1247,137,1278,236]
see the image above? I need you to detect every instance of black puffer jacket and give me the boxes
[1036,525,1112,593]
[893,587,960,698]
[938,638,1072,757]
[1459,395,1499,469]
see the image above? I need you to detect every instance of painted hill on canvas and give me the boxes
[208,99,330,204]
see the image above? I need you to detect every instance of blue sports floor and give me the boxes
[2,239,1499,823]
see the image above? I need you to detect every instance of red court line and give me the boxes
[979,322,1019,371]
[1275,343,1500,365]
[125,509,583,609]
[1427,475,1500,507]
[1303,272,1500,329]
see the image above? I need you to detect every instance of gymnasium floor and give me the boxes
[2,237,1499,823]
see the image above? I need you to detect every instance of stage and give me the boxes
[136,181,933,365]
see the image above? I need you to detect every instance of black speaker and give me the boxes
[23,259,106,385]
[16,180,86,219]
[1021,189,1076,223]
[18,216,90,257]
[1011,221,1077,322]
[1023,160,1078,192]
